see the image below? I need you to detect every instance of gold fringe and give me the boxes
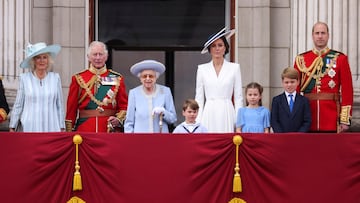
[73,135,83,191]
[232,135,243,192]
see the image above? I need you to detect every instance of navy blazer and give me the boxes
[271,92,311,133]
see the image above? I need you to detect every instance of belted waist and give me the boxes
[79,109,116,118]
[304,93,339,101]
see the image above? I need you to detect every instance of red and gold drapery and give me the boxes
[0,132,360,203]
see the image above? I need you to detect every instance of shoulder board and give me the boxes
[298,50,312,56]
[330,49,345,55]
[109,70,123,77]
[74,69,88,75]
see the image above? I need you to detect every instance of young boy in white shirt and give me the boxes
[173,99,208,133]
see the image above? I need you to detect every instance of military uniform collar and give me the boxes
[89,64,107,75]
[312,47,330,56]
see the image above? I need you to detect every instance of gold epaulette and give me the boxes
[109,69,123,77]
[73,69,89,76]
[297,50,312,56]
[330,49,345,56]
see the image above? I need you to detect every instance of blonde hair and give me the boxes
[29,53,54,71]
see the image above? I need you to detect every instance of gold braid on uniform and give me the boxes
[65,119,73,132]
[340,106,352,125]
[75,74,120,108]
[295,47,340,92]
[295,55,323,92]
[115,110,127,125]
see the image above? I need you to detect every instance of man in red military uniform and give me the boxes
[66,41,128,132]
[294,21,353,133]
[0,77,10,123]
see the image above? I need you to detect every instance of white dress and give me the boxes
[195,60,243,133]
[9,72,65,132]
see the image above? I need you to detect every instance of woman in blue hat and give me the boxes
[195,27,243,133]
[124,60,177,133]
[9,42,65,132]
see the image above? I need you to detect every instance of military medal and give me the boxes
[328,80,336,89]
[326,58,331,67]
[332,59,337,68]
[107,89,114,98]
[328,68,336,78]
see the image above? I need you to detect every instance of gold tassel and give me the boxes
[228,197,247,203]
[67,196,86,203]
[73,134,83,191]
[232,135,243,192]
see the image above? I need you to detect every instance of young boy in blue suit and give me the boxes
[271,67,311,133]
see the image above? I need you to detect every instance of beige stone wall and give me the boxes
[236,0,291,112]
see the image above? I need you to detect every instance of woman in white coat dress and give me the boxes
[195,27,243,133]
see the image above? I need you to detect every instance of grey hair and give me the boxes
[87,41,108,56]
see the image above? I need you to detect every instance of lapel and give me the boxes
[291,93,300,115]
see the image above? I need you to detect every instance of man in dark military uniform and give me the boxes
[294,22,353,132]
[0,77,10,123]
[65,41,128,132]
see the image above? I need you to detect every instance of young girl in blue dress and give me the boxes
[235,82,270,133]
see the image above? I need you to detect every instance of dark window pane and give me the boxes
[98,0,225,48]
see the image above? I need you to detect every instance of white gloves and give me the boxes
[152,106,165,115]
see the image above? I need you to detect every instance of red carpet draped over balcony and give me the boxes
[0,132,360,203]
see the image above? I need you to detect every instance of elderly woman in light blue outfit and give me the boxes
[9,42,65,132]
[124,60,177,133]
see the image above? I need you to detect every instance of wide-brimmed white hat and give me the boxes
[20,42,61,68]
[130,60,166,77]
[201,27,235,54]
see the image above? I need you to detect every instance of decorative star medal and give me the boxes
[328,80,336,89]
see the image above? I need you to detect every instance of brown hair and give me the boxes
[207,36,230,56]
[182,99,199,111]
[245,82,263,106]
[312,21,329,33]
[281,67,299,80]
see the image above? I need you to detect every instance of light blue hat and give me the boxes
[20,42,61,68]
[201,27,235,54]
[130,60,166,77]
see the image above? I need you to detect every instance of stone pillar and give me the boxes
[291,0,360,131]
[43,0,87,98]
[237,0,272,108]
[0,0,31,130]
